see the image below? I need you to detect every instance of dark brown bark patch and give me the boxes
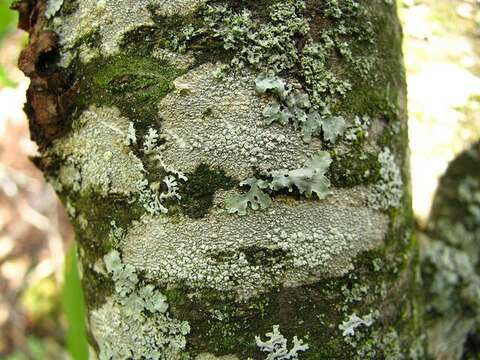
[12,0,80,148]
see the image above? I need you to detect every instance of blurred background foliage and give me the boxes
[0,0,479,359]
[0,0,18,87]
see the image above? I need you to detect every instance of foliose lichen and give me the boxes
[202,1,309,72]
[255,74,347,143]
[255,325,309,360]
[423,188,480,317]
[339,312,376,337]
[225,151,332,215]
[91,249,191,360]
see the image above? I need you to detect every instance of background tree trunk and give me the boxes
[14,0,429,358]
[420,140,480,360]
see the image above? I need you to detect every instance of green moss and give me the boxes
[178,164,236,218]
[120,9,231,65]
[76,54,185,132]
[73,191,144,240]
[330,150,381,188]
[339,89,398,120]
[68,191,143,311]
[81,265,114,312]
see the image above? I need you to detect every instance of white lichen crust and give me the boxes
[157,63,324,179]
[52,106,186,215]
[368,147,404,210]
[153,0,209,16]
[52,0,207,58]
[121,188,389,298]
[52,106,146,196]
[195,354,239,360]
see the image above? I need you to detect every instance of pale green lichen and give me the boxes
[422,219,480,315]
[365,329,404,360]
[225,152,331,215]
[367,148,403,210]
[301,41,352,114]
[269,150,331,197]
[339,312,376,337]
[45,0,64,19]
[424,239,480,313]
[136,173,186,215]
[124,122,137,146]
[458,176,480,225]
[338,310,408,360]
[344,116,371,142]
[320,116,348,143]
[224,178,272,216]
[255,74,347,143]
[91,250,190,359]
[143,128,160,155]
[203,1,309,72]
[255,325,309,360]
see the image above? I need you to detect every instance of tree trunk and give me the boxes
[420,140,480,360]
[14,0,426,358]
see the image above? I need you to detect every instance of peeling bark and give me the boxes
[12,0,79,146]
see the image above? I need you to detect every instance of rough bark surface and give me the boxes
[14,0,427,359]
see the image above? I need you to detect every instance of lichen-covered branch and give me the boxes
[14,0,423,358]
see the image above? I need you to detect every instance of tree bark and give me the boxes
[14,0,427,359]
[421,141,480,360]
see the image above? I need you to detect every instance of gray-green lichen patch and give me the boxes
[194,354,239,360]
[52,106,146,196]
[225,151,332,215]
[121,187,389,298]
[202,0,309,73]
[151,0,208,17]
[426,313,475,360]
[157,63,323,179]
[255,73,348,143]
[90,250,190,359]
[255,325,309,359]
[45,0,64,19]
[52,0,206,59]
[367,147,403,210]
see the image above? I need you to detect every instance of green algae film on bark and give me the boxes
[15,0,423,358]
